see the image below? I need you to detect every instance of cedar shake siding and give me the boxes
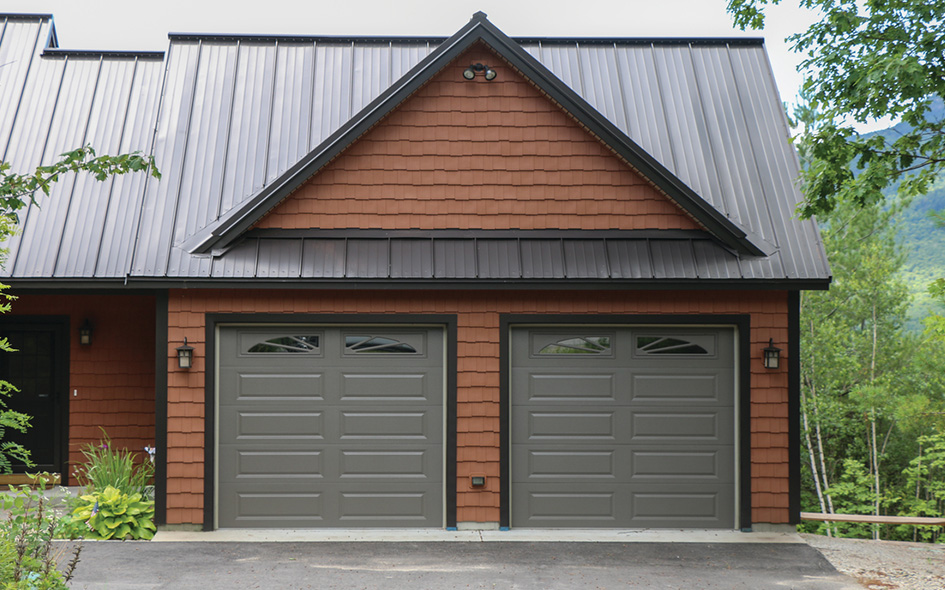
[256,45,702,233]
[6,295,156,483]
[166,289,789,526]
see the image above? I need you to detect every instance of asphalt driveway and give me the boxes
[63,541,862,589]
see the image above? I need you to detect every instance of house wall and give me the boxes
[166,288,790,527]
[6,294,156,484]
[256,44,702,232]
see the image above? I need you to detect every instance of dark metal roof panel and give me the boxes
[650,240,699,279]
[300,239,346,278]
[256,239,302,279]
[210,238,258,278]
[95,57,164,278]
[0,16,53,160]
[130,40,201,278]
[186,235,812,285]
[390,239,433,279]
[520,240,565,279]
[54,57,153,278]
[563,240,609,279]
[433,239,476,278]
[345,239,388,278]
[606,240,653,279]
[13,57,102,278]
[477,239,521,279]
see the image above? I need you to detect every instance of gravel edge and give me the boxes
[802,533,945,590]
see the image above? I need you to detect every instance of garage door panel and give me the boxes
[339,449,438,479]
[631,373,723,403]
[339,411,435,439]
[340,373,429,401]
[524,492,616,523]
[523,411,616,440]
[339,492,432,522]
[523,373,616,402]
[234,373,324,400]
[217,325,444,528]
[227,411,326,440]
[523,450,616,479]
[231,492,325,523]
[630,410,732,443]
[631,487,732,525]
[630,449,734,482]
[227,449,324,479]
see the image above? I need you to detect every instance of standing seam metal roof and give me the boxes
[0,13,830,286]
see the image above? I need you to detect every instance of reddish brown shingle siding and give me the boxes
[166,288,790,526]
[256,46,700,233]
[6,295,156,484]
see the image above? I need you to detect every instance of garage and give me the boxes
[511,326,737,528]
[216,325,444,528]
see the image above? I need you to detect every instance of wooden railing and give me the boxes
[801,512,945,526]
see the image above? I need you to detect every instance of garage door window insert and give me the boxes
[345,335,417,354]
[247,335,320,353]
[538,336,611,355]
[636,336,709,355]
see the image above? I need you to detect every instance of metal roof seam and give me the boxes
[93,56,140,278]
[127,38,176,278]
[52,55,104,277]
[724,44,781,251]
[0,16,44,162]
[10,49,67,275]
[162,39,205,277]
[686,43,733,227]
[261,40,280,189]
[601,237,614,279]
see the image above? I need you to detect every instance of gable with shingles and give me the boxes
[255,44,702,232]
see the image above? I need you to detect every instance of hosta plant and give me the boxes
[67,486,156,540]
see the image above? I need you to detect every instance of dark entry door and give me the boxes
[0,318,68,474]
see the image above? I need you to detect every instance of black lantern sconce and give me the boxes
[176,337,194,370]
[79,319,93,346]
[462,63,497,81]
[763,338,781,370]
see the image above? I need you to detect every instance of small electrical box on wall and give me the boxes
[470,474,486,487]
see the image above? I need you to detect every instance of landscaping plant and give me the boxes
[65,486,155,541]
[71,429,153,498]
[0,477,81,589]
[63,430,156,540]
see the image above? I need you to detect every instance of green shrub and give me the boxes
[65,486,155,541]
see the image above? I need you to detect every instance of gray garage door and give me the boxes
[217,326,443,528]
[511,327,736,528]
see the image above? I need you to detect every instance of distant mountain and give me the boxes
[898,177,945,330]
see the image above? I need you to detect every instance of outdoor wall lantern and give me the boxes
[176,338,194,370]
[763,339,781,370]
[78,319,93,346]
[462,63,497,81]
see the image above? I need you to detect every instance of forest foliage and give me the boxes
[725,1,945,541]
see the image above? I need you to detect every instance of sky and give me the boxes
[7,0,884,130]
